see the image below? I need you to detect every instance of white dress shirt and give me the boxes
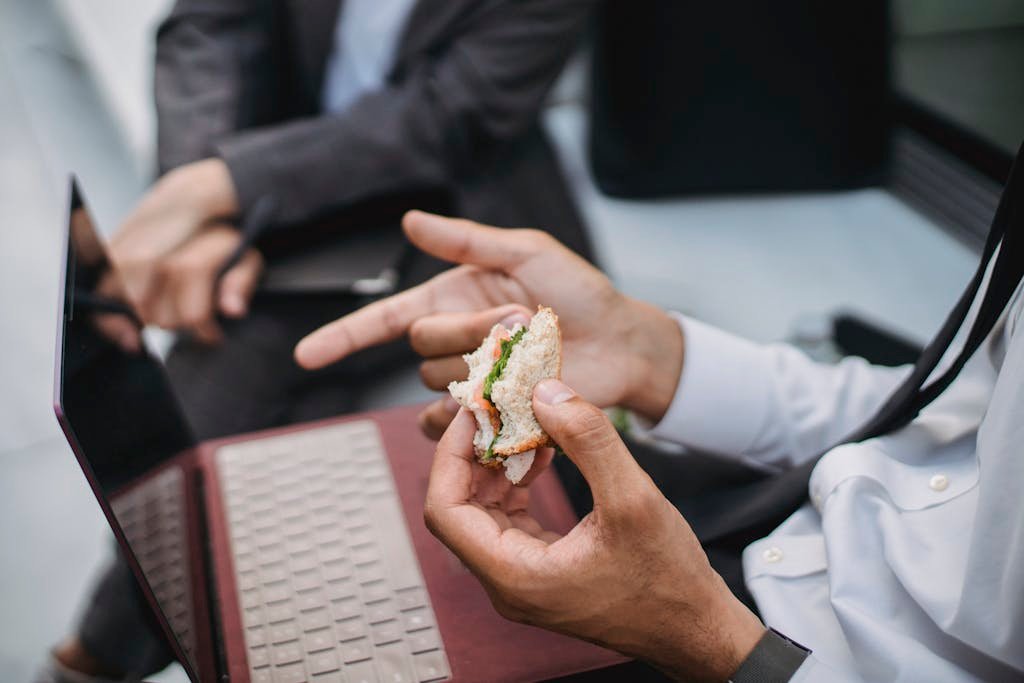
[321,0,418,113]
[649,280,1024,681]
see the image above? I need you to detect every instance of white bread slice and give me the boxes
[490,306,561,455]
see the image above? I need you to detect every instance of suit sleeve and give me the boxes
[648,315,910,470]
[214,0,596,227]
[153,0,275,174]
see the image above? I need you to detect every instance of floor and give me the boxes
[0,1,981,682]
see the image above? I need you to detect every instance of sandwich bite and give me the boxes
[448,306,561,483]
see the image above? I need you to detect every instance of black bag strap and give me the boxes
[693,142,1024,545]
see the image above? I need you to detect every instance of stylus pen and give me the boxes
[215,195,278,283]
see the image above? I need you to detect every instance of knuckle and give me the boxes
[563,407,614,448]
[520,228,552,251]
[408,319,431,353]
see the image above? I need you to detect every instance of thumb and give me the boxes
[218,248,263,318]
[402,210,544,271]
[532,379,648,510]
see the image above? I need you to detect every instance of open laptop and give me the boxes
[54,179,626,683]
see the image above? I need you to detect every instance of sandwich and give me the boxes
[448,306,561,484]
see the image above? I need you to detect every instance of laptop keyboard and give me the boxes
[111,467,198,663]
[216,421,451,683]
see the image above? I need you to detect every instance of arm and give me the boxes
[649,316,911,470]
[216,0,596,227]
[153,0,275,173]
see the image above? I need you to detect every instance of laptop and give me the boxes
[54,179,626,683]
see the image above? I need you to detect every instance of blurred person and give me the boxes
[292,148,1024,683]
[41,0,596,680]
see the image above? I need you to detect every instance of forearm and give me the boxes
[154,0,272,173]
[215,0,595,227]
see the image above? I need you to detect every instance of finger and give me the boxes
[532,380,649,510]
[294,279,437,369]
[409,305,532,358]
[218,248,263,318]
[425,410,546,575]
[419,356,469,391]
[172,265,223,345]
[403,211,545,271]
[417,396,460,441]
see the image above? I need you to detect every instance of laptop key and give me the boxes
[264,583,291,604]
[273,641,304,666]
[250,669,273,683]
[401,608,432,633]
[344,659,378,683]
[294,570,323,594]
[326,582,358,602]
[340,637,372,664]
[330,598,361,622]
[308,649,341,675]
[246,626,267,648]
[299,607,331,633]
[302,628,334,654]
[248,646,270,669]
[394,588,426,612]
[335,617,367,642]
[365,600,397,625]
[296,589,327,612]
[374,642,416,683]
[309,674,344,683]
[269,622,300,644]
[266,602,296,624]
[370,620,403,646]
[273,662,309,683]
[407,629,440,655]
[413,650,451,682]
[360,579,390,604]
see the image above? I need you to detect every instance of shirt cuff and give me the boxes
[648,314,775,459]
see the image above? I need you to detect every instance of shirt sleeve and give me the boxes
[649,314,911,469]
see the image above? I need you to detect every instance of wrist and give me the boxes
[620,298,684,423]
[170,158,239,221]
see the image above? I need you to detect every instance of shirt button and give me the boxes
[929,474,950,492]
[762,546,784,563]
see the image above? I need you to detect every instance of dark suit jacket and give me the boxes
[153,0,595,262]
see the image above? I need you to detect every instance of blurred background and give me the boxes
[0,0,1021,680]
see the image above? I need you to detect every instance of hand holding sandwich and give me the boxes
[428,382,765,682]
[295,211,684,434]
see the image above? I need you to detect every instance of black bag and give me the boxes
[589,1,891,198]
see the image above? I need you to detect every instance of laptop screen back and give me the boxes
[55,181,201,677]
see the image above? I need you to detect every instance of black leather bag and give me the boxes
[589,0,891,198]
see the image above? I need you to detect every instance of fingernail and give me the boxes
[534,379,575,405]
[443,396,459,412]
[221,293,245,316]
[500,312,531,329]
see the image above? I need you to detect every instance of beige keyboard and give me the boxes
[111,467,198,665]
[216,421,451,683]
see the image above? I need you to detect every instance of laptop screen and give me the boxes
[56,181,202,677]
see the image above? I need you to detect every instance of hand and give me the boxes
[425,379,765,682]
[109,159,260,343]
[141,226,263,344]
[295,212,684,433]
